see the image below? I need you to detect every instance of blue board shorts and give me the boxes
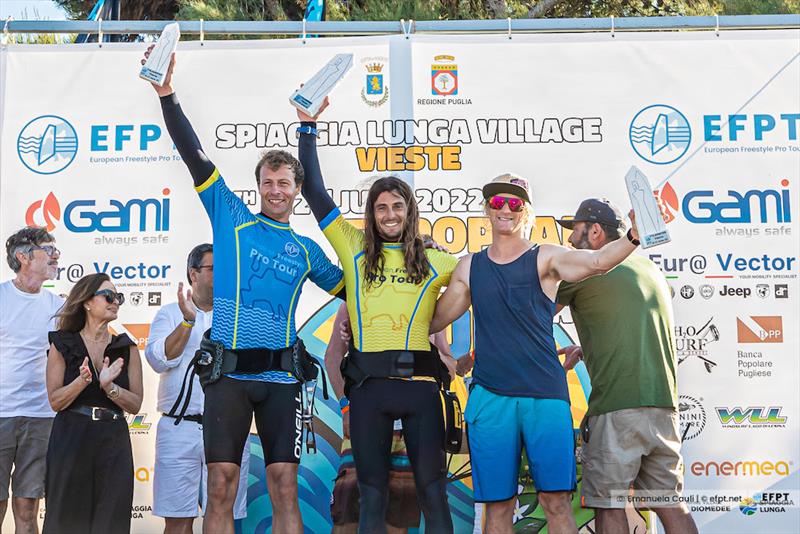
[464,384,576,502]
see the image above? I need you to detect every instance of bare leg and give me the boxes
[0,499,7,534]
[537,492,577,534]
[652,505,699,534]
[11,498,39,534]
[164,517,194,534]
[595,508,629,534]
[203,462,239,534]
[267,463,302,534]
[484,498,515,534]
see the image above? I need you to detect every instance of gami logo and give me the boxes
[736,316,783,343]
[17,115,79,175]
[25,190,170,233]
[683,180,791,224]
[25,192,61,232]
[654,183,679,224]
[629,105,691,165]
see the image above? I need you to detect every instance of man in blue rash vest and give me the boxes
[143,49,344,534]
[430,174,642,534]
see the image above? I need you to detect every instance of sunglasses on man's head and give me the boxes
[94,289,125,305]
[30,245,60,257]
[487,195,525,212]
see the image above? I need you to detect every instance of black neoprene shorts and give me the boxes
[203,376,303,465]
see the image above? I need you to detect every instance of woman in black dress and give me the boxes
[44,273,143,534]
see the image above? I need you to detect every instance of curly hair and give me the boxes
[362,177,430,288]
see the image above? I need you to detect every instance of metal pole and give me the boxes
[4,15,799,37]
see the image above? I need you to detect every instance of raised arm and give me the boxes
[142,48,215,187]
[430,255,473,334]
[296,99,337,222]
[544,209,640,284]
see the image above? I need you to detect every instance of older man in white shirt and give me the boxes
[1,227,64,534]
[145,244,249,534]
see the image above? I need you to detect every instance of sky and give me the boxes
[0,0,68,21]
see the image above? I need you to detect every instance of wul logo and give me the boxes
[629,105,691,165]
[18,115,79,174]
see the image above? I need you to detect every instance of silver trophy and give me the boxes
[625,166,671,249]
[140,23,180,86]
[290,54,354,117]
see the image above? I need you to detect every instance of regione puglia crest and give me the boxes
[431,55,458,96]
[360,57,389,107]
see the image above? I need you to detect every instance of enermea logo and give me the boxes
[26,190,171,233]
[690,460,790,477]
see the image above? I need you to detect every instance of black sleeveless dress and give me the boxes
[43,330,135,534]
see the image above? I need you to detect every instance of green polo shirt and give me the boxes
[557,254,678,417]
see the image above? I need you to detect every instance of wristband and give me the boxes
[181,319,195,328]
[340,405,350,415]
[296,125,318,138]
[339,398,350,409]
[626,228,640,246]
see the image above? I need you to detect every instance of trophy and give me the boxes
[139,23,180,86]
[290,54,354,117]
[625,166,671,248]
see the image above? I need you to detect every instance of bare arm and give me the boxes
[164,283,198,359]
[100,347,144,414]
[324,303,350,402]
[545,210,639,284]
[430,255,473,334]
[431,330,457,382]
[46,345,91,412]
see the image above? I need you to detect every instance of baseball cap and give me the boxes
[557,198,625,230]
[482,173,532,204]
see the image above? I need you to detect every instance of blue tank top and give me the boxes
[470,246,569,401]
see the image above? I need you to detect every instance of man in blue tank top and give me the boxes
[431,174,642,534]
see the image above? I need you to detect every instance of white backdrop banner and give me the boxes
[1,29,798,534]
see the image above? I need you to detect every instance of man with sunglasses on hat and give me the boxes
[1,227,64,534]
[431,175,642,534]
[554,199,697,534]
[145,244,250,534]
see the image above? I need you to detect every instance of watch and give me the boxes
[626,228,640,246]
[106,383,120,400]
[296,125,318,138]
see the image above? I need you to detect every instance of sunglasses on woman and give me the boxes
[94,289,125,305]
[487,195,525,212]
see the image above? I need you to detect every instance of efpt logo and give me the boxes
[17,115,79,175]
[629,105,692,165]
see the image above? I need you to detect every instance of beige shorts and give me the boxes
[580,407,684,509]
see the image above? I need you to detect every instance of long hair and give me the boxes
[362,177,430,288]
[56,273,111,332]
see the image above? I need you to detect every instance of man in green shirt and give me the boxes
[556,198,697,534]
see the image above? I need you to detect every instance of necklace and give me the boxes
[80,330,110,345]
